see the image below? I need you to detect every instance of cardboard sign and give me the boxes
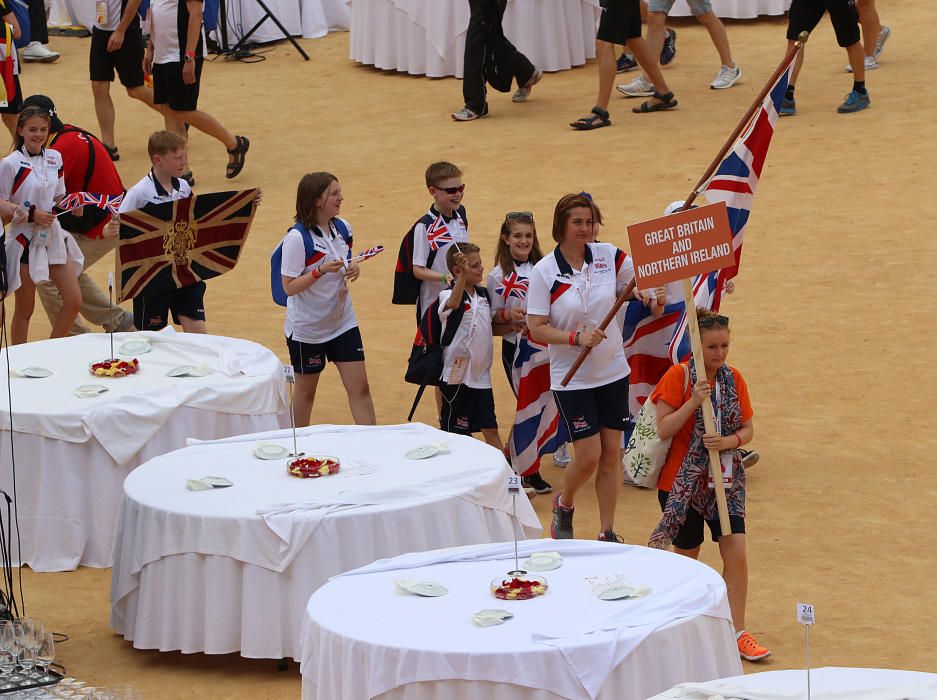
[627,202,734,288]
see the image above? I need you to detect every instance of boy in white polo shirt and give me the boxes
[116,129,204,332]
[438,243,502,449]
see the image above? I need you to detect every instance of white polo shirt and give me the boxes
[486,260,533,345]
[119,170,191,214]
[280,218,358,345]
[412,205,469,317]
[151,0,207,64]
[527,242,635,391]
[438,287,493,390]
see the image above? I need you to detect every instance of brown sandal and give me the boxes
[632,91,678,113]
[226,135,250,179]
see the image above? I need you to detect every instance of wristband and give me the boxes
[311,267,322,280]
[568,331,577,346]
[441,273,448,285]
[27,205,36,223]
[184,50,196,61]
[734,432,742,448]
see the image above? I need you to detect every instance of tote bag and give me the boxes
[623,365,688,487]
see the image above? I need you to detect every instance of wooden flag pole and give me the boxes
[673,36,808,534]
[560,280,635,387]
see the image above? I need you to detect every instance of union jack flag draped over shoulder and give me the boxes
[623,61,793,415]
[117,189,257,302]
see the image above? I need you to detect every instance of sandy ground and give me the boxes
[8,4,937,696]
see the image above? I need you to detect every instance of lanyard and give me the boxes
[571,258,593,321]
[460,291,480,351]
[23,148,50,207]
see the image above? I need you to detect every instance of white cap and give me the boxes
[664,200,686,216]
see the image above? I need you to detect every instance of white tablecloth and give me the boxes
[110,423,542,660]
[0,330,287,571]
[670,0,791,18]
[652,667,937,699]
[349,0,602,78]
[300,539,742,700]
[49,0,349,41]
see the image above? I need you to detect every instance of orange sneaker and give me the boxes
[737,631,771,661]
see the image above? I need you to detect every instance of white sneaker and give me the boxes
[873,25,891,59]
[616,75,654,98]
[21,41,60,63]
[710,64,741,89]
[552,444,571,467]
[845,55,878,73]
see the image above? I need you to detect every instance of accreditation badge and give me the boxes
[708,450,734,489]
[96,0,109,25]
[448,355,469,385]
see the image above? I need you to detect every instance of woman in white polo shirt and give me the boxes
[526,193,635,542]
[279,172,376,427]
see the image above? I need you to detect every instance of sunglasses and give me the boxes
[438,184,465,195]
[506,211,534,222]
[698,314,729,328]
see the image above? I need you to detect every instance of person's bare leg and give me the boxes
[335,361,377,425]
[846,41,865,81]
[164,111,187,137]
[91,81,117,148]
[645,11,668,64]
[481,427,503,451]
[174,109,236,151]
[558,433,600,508]
[1,113,17,138]
[856,0,880,57]
[11,266,35,345]
[626,37,672,104]
[178,315,207,333]
[293,372,321,428]
[47,261,82,339]
[696,11,734,67]
[126,84,160,112]
[594,39,617,111]
[594,428,622,532]
[719,533,749,631]
[673,544,702,560]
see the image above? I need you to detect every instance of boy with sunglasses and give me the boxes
[410,161,470,320]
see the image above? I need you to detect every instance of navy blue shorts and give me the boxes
[133,282,206,331]
[440,383,497,435]
[554,375,630,441]
[657,489,746,548]
[287,326,365,375]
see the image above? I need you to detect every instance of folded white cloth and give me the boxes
[651,667,937,700]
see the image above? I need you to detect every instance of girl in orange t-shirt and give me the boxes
[648,310,770,663]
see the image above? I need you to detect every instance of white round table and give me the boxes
[0,330,286,571]
[349,0,603,78]
[651,667,937,699]
[110,423,542,660]
[300,539,743,700]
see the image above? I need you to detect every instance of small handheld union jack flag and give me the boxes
[56,191,124,218]
[495,271,529,300]
[426,217,453,251]
[348,245,384,264]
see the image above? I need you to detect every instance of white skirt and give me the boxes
[3,221,84,295]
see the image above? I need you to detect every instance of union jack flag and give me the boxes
[57,191,124,217]
[349,245,384,263]
[426,217,453,251]
[116,189,257,302]
[495,271,528,300]
[623,62,793,415]
[510,333,569,476]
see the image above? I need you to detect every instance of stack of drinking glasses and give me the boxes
[0,617,57,693]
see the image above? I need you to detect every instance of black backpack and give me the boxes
[392,223,421,305]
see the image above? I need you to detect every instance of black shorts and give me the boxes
[554,375,630,441]
[90,25,146,88]
[787,0,860,48]
[501,338,517,396]
[657,489,746,549]
[440,384,498,435]
[133,281,206,331]
[0,76,23,115]
[287,326,365,375]
[152,59,203,112]
[597,0,643,45]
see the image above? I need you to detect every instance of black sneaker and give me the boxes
[522,471,552,494]
[551,494,574,539]
[616,52,638,73]
[661,28,677,65]
[598,529,624,543]
[740,449,760,469]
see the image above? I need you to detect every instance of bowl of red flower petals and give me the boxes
[491,575,548,600]
[288,456,341,479]
[89,358,140,377]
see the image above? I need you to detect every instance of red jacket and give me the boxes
[49,124,124,239]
